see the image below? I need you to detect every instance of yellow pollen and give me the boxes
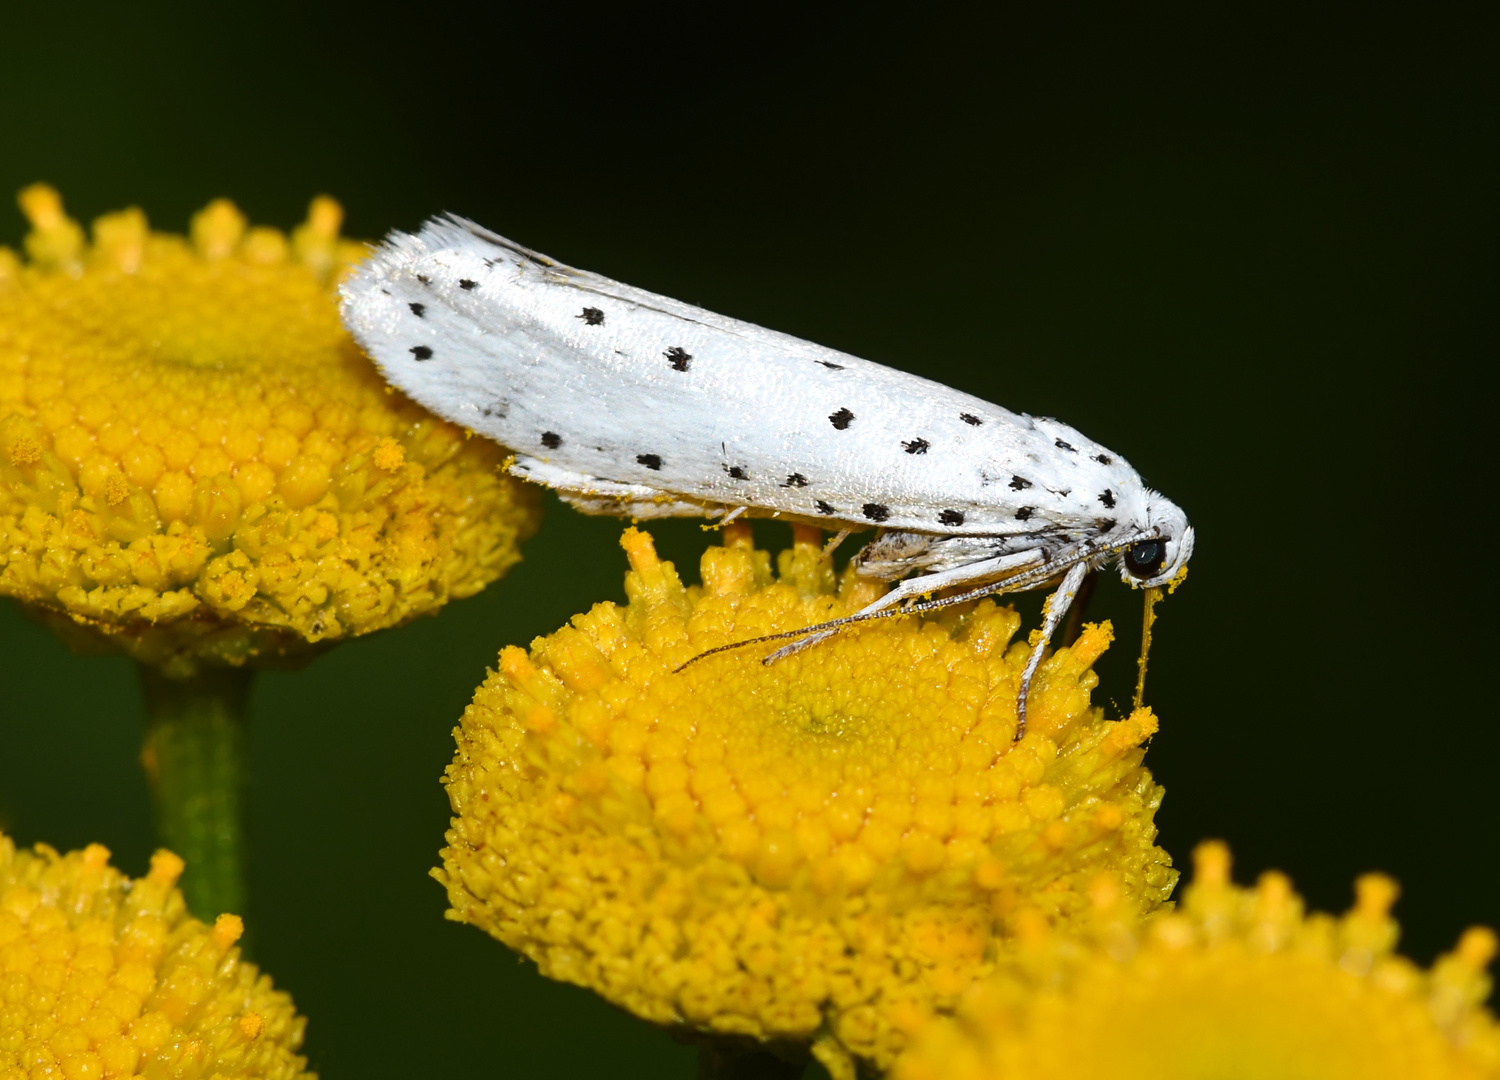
[239,1012,267,1042]
[437,524,1175,1071]
[1192,838,1231,888]
[0,186,540,675]
[894,851,1500,1080]
[191,198,249,259]
[18,182,66,228]
[148,849,185,886]
[371,436,405,471]
[291,195,349,280]
[214,912,246,948]
[92,207,149,272]
[6,429,41,466]
[18,183,84,269]
[1087,871,1123,913]
[0,830,311,1079]
[242,225,290,265]
[1256,869,1293,912]
[1355,871,1400,920]
[1458,926,1499,969]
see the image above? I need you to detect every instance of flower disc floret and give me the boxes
[436,523,1175,1073]
[0,186,539,676]
[895,841,1500,1080]
[0,833,310,1080]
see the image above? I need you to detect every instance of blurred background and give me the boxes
[2,3,1495,1076]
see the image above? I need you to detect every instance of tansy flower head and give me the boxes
[0,186,538,677]
[894,841,1500,1080]
[0,832,311,1080]
[436,523,1175,1074]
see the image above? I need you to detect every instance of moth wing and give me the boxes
[339,216,875,504]
[340,216,1128,541]
[337,221,538,442]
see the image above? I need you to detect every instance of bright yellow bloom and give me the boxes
[895,841,1500,1080]
[436,523,1175,1074]
[0,833,311,1080]
[0,186,539,677]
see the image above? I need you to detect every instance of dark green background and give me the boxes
[2,4,1496,1076]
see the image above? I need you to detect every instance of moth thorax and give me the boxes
[853,531,944,580]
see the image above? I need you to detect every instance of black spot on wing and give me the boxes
[409,302,426,317]
[1016,506,1036,520]
[637,453,663,470]
[1093,453,1113,465]
[817,360,846,370]
[1099,490,1116,509]
[541,432,562,449]
[578,307,605,326]
[862,503,890,522]
[726,465,748,480]
[1055,438,1077,452]
[459,278,477,290]
[902,438,930,455]
[416,274,431,285]
[939,509,965,526]
[784,473,808,487]
[1009,476,1032,491]
[665,346,692,372]
[410,346,433,361]
[829,408,855,430]
[960,413,982,426]
[816,500,836,515]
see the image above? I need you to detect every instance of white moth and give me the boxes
[339,216,1195,735]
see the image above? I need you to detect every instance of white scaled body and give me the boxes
[340,215,1195,732]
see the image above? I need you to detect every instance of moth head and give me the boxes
[1117,493,1194,588]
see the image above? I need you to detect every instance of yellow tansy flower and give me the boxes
[0,833,311,1080]
[894,841,1500,1080]
[0,184,539,677]
[436,523,1175,1074]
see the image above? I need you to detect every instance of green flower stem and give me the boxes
[137,663,253,924]
[696,1042,806,1080]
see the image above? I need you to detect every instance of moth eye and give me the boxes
[1123,539,1168,580]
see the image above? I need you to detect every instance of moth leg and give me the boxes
[1061,569,1099,646]
[1014,561,1090,739]
[508,454,710,518]
[764,548,1045,662]
[821,527,853,558]
[857,548,1046,617]
[702,505,749,528]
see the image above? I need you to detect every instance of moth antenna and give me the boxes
[672,604,919,674]
[671,627,818,672]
